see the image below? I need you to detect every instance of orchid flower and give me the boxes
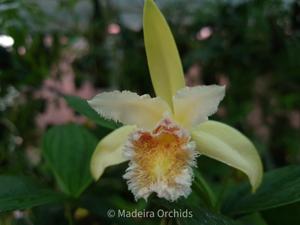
[88,0,263,202]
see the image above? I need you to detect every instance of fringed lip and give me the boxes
[123,118,199,201]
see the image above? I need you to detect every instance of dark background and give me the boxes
[0,0,299,224]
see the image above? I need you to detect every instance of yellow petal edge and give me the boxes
[90,125,136,180]
[192,120,263,191]
[143,0,185,109]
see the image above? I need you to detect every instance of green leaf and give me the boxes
[222,165,300,215]
[42,124,98,197]
[193,170,217,209]
[143,0,185,109]
[262,202,300,225]
[178,207,239,225]
[64,95,119,130]
[154,199,239,225]
[0,176,63,212]
[238,213,268,225]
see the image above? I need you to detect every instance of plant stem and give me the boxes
[65,203,74,225]
[194,170,217,210]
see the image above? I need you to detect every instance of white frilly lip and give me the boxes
[123,118,199,201]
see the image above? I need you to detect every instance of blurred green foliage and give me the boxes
[0,0,299,224]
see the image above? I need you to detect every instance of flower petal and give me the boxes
[88,91,170,130]
[191,120,263,191]
[143,0,185,109]
[173,85,225,128]
[90,125,136,180]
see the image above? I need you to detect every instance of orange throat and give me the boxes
[123,118,198,201]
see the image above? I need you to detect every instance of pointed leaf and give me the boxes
[222,166,300,215]
[0,176,63,212]
[43,124,98,197]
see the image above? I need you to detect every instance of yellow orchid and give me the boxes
[88,0,263,202]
